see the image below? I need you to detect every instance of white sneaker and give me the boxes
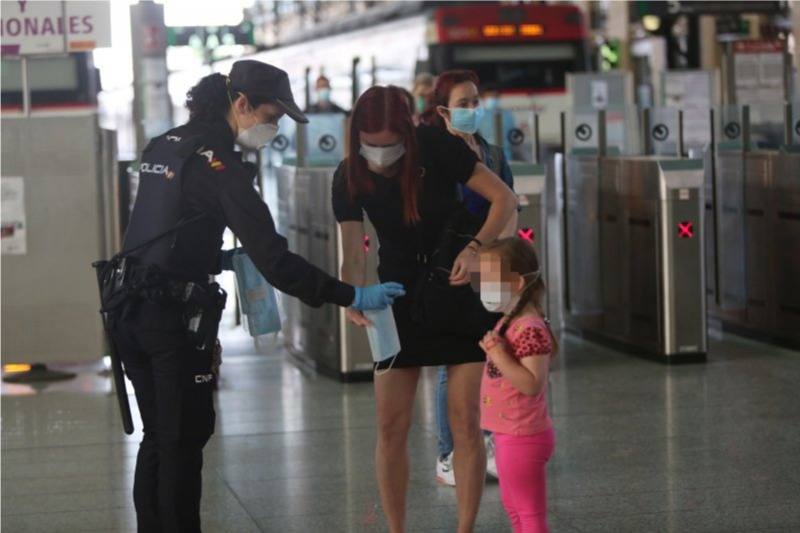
[435,452,456,486]
[485,434,499,479]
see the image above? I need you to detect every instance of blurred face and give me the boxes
[316,78,331,91]
[412,83,433,100]
[479,252,522,292]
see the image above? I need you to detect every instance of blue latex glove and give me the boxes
[352,282,406,311]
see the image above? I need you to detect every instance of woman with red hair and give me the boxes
[332,85,517,532]
[422,69,518,488]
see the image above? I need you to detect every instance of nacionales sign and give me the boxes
[1,0,111,55]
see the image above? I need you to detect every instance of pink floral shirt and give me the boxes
[480,315,553,436]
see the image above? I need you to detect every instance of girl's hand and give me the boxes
[479,331,505,359]
[449,245,477,286]
[345,308,372,327]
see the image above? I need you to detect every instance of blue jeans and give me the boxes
[437,366,492,459]
[436,366,454,458]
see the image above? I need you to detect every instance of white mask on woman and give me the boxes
[236,122,279,150]
[359,142,406,168]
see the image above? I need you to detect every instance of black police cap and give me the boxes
[229,60,308,124]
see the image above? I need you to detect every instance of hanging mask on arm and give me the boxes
[359,142,406,168]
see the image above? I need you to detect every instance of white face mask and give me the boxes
[480,281,516,313]
[480,270,541,314]
[359,142,406,168]
[237,122,279,150]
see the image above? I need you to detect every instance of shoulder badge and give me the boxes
[196,146,226,171]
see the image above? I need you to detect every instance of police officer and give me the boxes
[112,60,405,532]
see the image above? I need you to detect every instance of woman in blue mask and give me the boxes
[421,69,517,488]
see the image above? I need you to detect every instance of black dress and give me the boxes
[332,124,497,368]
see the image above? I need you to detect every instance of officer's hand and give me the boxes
[351,282,406,311]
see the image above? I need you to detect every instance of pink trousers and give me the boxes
[494,428,555,533]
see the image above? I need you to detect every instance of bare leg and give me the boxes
[448,362,486,533]
[374,367,421,533]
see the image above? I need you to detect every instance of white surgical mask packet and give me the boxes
[363,307,401,376]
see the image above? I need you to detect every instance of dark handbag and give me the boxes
[410,206,490,336]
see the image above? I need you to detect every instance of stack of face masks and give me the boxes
[232,252,282,337]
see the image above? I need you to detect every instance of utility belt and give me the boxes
[94,255,226,351]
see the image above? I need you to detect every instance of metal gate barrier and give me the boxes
[709,102,800,346]
[267,113,377,380]
[560,104,707,360]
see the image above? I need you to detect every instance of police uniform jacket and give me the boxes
[123,117,354,308]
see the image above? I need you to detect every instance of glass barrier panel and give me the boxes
[604,107,638,155]
[648,107,680,156]
[565,110,600,153]
[503,109,536,163]
[265,115,297,166]
[305,112,347,166]
[680,106,712,151]
[793,101,800,146]
[716,105,744,149]
[747,102,785,150]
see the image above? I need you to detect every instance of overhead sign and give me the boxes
[0,1,111,56]
[166,23,255,48]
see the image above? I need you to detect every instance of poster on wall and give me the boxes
[733,40,785,123]
[1,177,27,255]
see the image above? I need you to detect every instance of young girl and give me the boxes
[477,237,557,533]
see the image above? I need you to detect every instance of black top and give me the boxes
[332,124,492,369]
[131,117,354,308]
[332,124,479,285]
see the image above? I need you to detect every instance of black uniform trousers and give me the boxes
[111,300,216,533]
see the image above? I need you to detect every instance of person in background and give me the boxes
[305,74,348,114]
[411,72,435,123]
[332,85,517,533]
[421,69,517,487]
[478,85,516,161]
[478,237,557,533]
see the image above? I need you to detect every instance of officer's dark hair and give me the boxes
[185,73,270,122]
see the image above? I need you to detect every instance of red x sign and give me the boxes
[677,221,693,239]
[518,227,535,243]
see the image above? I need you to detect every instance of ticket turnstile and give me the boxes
[704,105,800,347]
[275,164,377,381]
[598,157,707,358]
[511,162,551,317]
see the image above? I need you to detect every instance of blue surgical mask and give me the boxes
[483,97,499,111]
[449,106,485,135]
[317,88,331,102]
